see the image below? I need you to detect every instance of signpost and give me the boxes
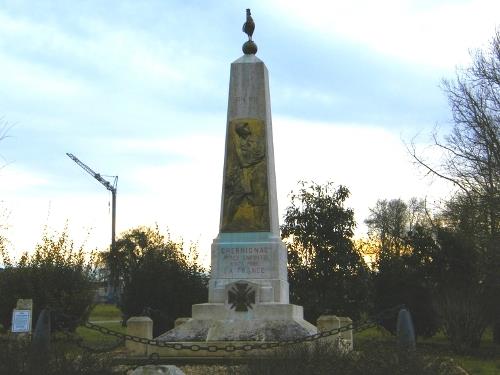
[11,309,32,333]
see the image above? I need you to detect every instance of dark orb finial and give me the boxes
[242,8,257,55]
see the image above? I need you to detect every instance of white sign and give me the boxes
[11,309,32,333]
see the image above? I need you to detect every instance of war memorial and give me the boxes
[156,8,317,345]
[126,9,352,358]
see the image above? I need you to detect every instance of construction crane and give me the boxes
[66,153,118,252]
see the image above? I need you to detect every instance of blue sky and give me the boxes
[1,0,499,264]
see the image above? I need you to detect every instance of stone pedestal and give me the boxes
[208,233,289,304]
[158,303,316,342]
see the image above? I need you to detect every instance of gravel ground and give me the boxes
[178,364,245,375]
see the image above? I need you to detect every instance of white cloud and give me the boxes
[277,86,340,107]
[0,55,89,99]
[0,9,222,105]
[0,194,111,260]
[116,132,225,265]
[0,1,464,267]
[266,0,500,69]
[1,118,454,265]
[112,133,224,161]
[0,166,49,192]
[273,116,453,234]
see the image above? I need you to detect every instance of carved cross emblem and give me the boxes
[228,283,256,312]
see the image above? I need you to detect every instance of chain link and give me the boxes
[60,304,403,353]
[50,312,125,354]
[69,331,125,353]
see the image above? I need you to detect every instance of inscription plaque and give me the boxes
[218,246,272,278]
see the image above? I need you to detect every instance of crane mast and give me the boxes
[66,153,118,252]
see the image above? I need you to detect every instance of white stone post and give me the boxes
[316,315,353,352]
[317,315,340,347]
[126,316,153,356]
[338,316,353,351]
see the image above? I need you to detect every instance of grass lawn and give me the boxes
[457,356,500,375]
[0,305,125,348]
[420,329,500,375]
[75,304,125,347]
[355,327,500,375]
[89,303,122,321]
[76,322,126,344]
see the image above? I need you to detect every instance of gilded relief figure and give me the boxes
[222,118,269,232]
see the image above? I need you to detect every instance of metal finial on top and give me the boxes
[242,9,257,55]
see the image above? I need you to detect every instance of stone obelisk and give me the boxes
[158,9,316,342]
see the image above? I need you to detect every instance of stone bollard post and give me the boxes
[126,316,153,357]
[316,315,340,348]
[338,316,353,351]
[316,315,353,352]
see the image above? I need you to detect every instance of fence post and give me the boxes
[316,315,339,348]
[126,316,153,356]
[316,315,353,352]
[338,316,353,351]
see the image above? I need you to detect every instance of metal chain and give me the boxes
[50,312,125,354]
[60,329,126,353]
[60,304,404,353]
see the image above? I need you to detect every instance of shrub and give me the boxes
[0,226,97,332]
[282,182,371,323]
[243,341,463,375]
[432,228,498,352]
[373,252,439,338]
[365,198,441,338]
[104,226,208,337]
[0,335,115,375]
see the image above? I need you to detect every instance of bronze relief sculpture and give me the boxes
[222,118,269,232]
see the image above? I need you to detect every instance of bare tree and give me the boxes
[409,30,500,346]
[0,117,13,170]
[0,205,10,267]
[0,118,13,265]
[365,198,428,257]
[409,30,500,237]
